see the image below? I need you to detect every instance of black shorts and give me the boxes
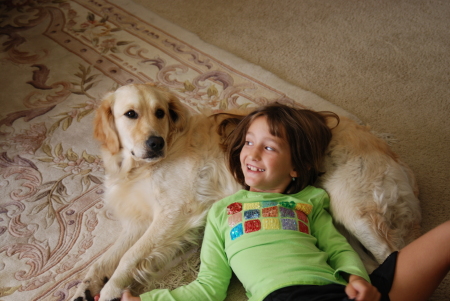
[263,251,398,301]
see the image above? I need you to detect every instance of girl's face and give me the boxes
[240,116,298,194]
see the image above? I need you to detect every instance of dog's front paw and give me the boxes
[73,276,107,301]
[97,282,123,301]
[73,288,95,301]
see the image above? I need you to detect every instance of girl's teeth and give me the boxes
[248,165,265,172]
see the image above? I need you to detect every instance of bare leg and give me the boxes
[389,221,450,301]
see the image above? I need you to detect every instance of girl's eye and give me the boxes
[265,146,274,151]
[245,141,253,146]
[125,110,138,119]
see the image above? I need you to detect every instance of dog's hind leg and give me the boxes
[343,213,397,265]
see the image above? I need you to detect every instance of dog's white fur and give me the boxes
[74,84,421,300]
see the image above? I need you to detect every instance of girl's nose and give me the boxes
[249,147,261,161]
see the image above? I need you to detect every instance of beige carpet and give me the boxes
[0,0,448,300]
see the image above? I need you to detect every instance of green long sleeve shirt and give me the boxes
[141,186,369,301]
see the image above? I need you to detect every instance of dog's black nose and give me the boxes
[146,136,165,152]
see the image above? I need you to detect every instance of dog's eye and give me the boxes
[155,109,165,119]
[125,110,138,119]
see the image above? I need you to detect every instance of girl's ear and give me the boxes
[290,169,298,178]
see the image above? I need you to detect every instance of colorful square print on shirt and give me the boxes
[226,201,312,240]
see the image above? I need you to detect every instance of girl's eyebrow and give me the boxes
[246,130,282,146]
[245,131,255,139]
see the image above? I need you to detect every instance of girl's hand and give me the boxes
[345,275,380,301]
[121,290,141,301]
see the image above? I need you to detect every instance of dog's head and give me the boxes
[94,84,188,163]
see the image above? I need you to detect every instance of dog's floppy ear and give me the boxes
[167,92,188,133]
[93,93,121,154]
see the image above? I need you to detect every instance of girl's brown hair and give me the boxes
[220,103,339,194]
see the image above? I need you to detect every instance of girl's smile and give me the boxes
[246,164,265,172]
[240,116,297,194]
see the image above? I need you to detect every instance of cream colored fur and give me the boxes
[316,116,422,272]
[74,83,421,300]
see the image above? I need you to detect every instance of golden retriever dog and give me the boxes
[74,84,242,301]
[74,83,421,300]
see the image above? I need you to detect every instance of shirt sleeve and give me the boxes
[140,205,232,301]
[309,192,371,283]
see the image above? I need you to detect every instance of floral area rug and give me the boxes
[0,1,355,300]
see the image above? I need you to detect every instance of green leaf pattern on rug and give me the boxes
[0,285,21,297]
[72,12,132,54]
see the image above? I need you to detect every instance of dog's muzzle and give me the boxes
[145,136,165,159]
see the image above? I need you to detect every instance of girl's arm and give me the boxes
[310,193,370,282]
[310,193,379,300]
[139,208,232,301]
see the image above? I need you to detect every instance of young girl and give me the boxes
[122,104,450,301]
